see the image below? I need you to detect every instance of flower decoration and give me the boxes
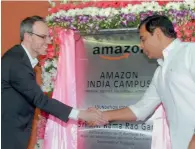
[175,20,195,42]
[46,1,195,33]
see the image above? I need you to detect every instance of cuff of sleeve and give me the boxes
[68,108,80,120]
[128,105,140,121]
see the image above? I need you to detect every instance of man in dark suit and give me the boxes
[1,16,107,149]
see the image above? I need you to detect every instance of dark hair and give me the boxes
[20,16,45,41]
[138,15,177,38]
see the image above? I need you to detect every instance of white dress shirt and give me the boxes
[22,44,79,120]
[129,39,195,149]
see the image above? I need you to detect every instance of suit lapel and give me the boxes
[17,45,35,75]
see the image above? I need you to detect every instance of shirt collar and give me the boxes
[157,38,181,66]
[21,44,38,68]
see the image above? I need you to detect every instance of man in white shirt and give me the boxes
[89,15,195,149]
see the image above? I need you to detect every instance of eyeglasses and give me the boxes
[28,32,51,40]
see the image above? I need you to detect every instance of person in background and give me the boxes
[89,15,195,149]
[1,16,107,149]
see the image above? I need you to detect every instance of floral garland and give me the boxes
[41,0,195,95]
[46,1,195,32]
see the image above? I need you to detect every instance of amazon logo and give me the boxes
[93,45,143,60]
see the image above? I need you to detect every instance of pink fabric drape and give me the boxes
[75,33,87,149]
[44,30,79,149]
[151,104,172,149]
[75,33,87,110]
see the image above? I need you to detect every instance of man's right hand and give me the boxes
[86,107,137,126]
[77,108,108,125]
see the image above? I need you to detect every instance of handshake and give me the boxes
[77,108,109,126]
